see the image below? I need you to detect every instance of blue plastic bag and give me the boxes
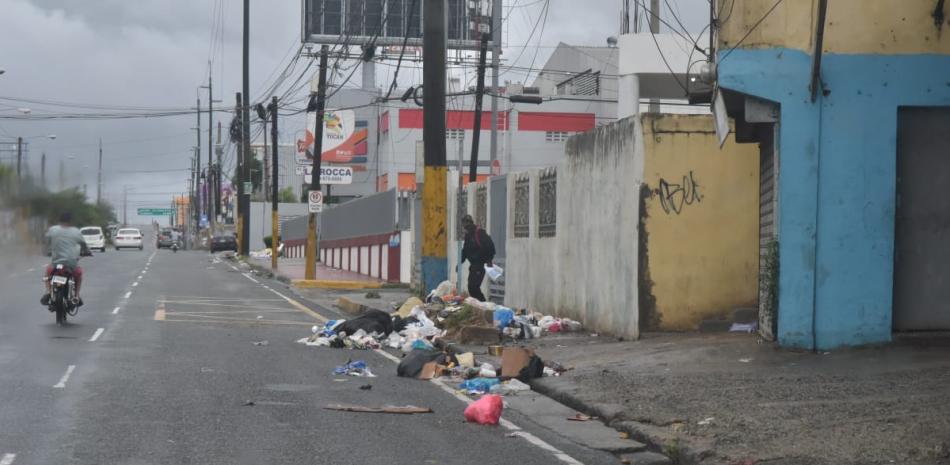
[459,377,501,393]
[493,307,514,329]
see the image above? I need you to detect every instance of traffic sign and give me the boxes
[137,208,175,216]
[308,190,324,213]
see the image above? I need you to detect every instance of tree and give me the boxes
[278,186,297,203]
[25,188,116,228]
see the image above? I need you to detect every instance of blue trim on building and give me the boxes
[718,48,950,350]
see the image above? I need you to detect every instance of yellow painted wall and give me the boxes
[718,0,950,55]
[641,114,759,330]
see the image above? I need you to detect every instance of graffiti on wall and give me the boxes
[657,171,702,215]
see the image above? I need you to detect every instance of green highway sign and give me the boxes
[137,208,175,216]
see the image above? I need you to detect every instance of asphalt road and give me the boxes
[0,239,620,465]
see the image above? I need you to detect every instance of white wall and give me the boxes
[504,117,644,339]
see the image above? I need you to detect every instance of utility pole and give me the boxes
[257,103,269,202]
[469,32,489,183]
[236,92,246,253]
[15,137,22,189]
[123,185,128,225]
[421,0,448,291]
[305,45,329,281]
[240,0,251,257]
[215,122,222,217]
[196,90,203,228]
[270,96,279,270]
[58,158,64,192]
[207,73,214,233]
[97,138,103,204]
[40,152,46,188]
[648,0,660,112]
[489,0,502,167]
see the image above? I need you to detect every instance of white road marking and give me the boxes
[89,328,104,342]
[132,282,138,287]
[138,275,143,279]
[112,306,121,314]
[53,365,76,388]
[241,273,259,284]
[0,453,15,465]
[26,267,35,272]
[124,291,132,299]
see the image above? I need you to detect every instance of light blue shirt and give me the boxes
[46,225,87,269]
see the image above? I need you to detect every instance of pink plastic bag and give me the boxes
[464,394,503,425]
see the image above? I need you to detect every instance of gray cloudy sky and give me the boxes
[0,0,707,225]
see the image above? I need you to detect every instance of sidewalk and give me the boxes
[312,291,950,465]
[246,256,385,289]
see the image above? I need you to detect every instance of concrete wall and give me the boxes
[505,117,644,339]
[716,0,950,349]
[248,201,309,250]
[639,114,760,330]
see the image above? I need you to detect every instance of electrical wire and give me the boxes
[719,0,784,62]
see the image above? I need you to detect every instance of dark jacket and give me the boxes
[462,226,495,267]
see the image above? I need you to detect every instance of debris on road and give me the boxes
[324,404,432,414]
[252,340,269,346]
[464,394,503,425]
[334,360,376,377]
[359,384,372,390]
[567,413,595,422]
[459,377,500,394]
[243,400,255,406]
[489,378,531,395]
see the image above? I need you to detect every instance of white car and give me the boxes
[114,228,144,251]
[80,226,107,252]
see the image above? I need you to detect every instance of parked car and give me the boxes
[157,229,174,248]
[210,234,238,253]
[114,228,144,250]
[80,226,107,252]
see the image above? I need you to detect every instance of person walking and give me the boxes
[460,214,495,301]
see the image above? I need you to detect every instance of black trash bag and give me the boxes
[392,315,420,333]
[517,355,544,382]
[397,349,445,378]
[336,309,394,337]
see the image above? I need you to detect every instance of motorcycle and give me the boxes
[48,252,90,325]
[171,241,179,253]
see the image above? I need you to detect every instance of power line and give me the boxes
[719,0,785,63]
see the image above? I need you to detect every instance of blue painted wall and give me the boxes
[719,48,950,349]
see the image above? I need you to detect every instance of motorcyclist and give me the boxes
[41,212,90,307]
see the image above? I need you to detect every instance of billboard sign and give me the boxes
[300,166,354,185]
[301,0,495,50]
[296,110,369,165]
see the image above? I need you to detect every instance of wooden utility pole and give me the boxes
[237,0,252,256]
[236,92,245,253]
[421,0,448,291]
[469,33,489,183]
[305,45,329,281]
[270,96,279,270]
[97,138,102,204]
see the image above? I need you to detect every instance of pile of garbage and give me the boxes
[296,280,584,353]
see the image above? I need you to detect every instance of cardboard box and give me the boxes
[501,347,534,378]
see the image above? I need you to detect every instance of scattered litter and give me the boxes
[738,358,752,363]
[365,290,381,299]
[464,394,503,425]
[590,333,599,337]
[489,378,531,395]
[252,340,269,346]
[729,322,758,333]
[256,315,263,320]
[567,413,595,422]
[488,345,504,356]
[619,431,631,439]
[359,384,373,390]
[479,362,497,378]
[324,404,432,414]
[456,352,475,369]
[334,360,376,377]
[459,377,501,394]
[397,349,446,378]
[698,417,715,426]
[501,347,544,381]
[244,400,255,406]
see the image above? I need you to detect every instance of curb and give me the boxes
[336,296,371,315]
[292,279,383,290]
[528,378,700,465]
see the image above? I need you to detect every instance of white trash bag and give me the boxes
[485,264,504,282]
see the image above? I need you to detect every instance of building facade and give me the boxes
[716,0,950,349]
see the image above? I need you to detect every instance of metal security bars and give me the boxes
[538,169,557,238]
